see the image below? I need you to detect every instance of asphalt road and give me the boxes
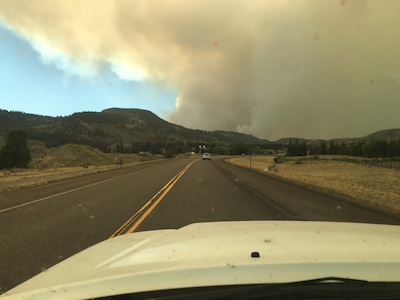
[1,156,399,292]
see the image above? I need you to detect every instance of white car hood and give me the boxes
[2,221,400,299]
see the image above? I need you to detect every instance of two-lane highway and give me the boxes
[1,156,399,292]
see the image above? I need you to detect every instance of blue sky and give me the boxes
[0,24,177,118]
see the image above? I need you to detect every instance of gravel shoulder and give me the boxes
[226,156,400,214]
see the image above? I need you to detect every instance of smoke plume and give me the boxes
[1,0,399,140]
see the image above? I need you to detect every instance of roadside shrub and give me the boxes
[295,159,303,164]
[0,129,31,169]
[274,156,283,164]
[164,149,175,158]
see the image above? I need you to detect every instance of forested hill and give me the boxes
[1,108,398,155]
[0,108,272,152]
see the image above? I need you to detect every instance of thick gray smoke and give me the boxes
[1,0,399,140]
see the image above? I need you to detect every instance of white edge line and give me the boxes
[0,172,136,213]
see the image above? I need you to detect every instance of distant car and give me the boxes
[202,153,211,160]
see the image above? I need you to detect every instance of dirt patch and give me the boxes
[34,144,115,168]
[226,156,400,213]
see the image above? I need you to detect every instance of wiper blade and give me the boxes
[290,276,370,285]
[137,278,400,300]
[237,277,400,300]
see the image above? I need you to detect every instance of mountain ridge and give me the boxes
[0,108,399,153]
[0,108,272,152]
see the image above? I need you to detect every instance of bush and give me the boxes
[164,149,175,158]
[274,156,283,164]
[0,129,31,169]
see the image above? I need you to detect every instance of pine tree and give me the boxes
[0,129,32,169]
[320,141,328,155]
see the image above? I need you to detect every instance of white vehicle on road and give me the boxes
[2,221,400,299]
[202,153,211,160]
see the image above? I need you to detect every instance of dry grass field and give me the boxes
[226,156,400,214]
[0,151,161,193]
[0,166,109,192]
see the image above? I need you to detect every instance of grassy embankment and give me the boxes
[0,144,161,192]
[226,156,400,214]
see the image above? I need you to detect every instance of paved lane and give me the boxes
[1,156,399,293]
[136,158,400,231]
[0,158,195,293]
[137,158,288,231]
[214,160,400,224]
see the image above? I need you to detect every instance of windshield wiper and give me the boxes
[289,276,369,285]
[122,277,400,300]
[222,277,400,300]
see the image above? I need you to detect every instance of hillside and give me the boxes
[274,137,313,145]
[1,109,399,155]
[0,108,272,153]
[346,129,400,144]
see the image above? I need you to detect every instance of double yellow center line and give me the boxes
[110,160,198,238]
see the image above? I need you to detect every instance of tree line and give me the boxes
[2,127,398,170]
[110,138,283,156]
[287,139,400,158]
